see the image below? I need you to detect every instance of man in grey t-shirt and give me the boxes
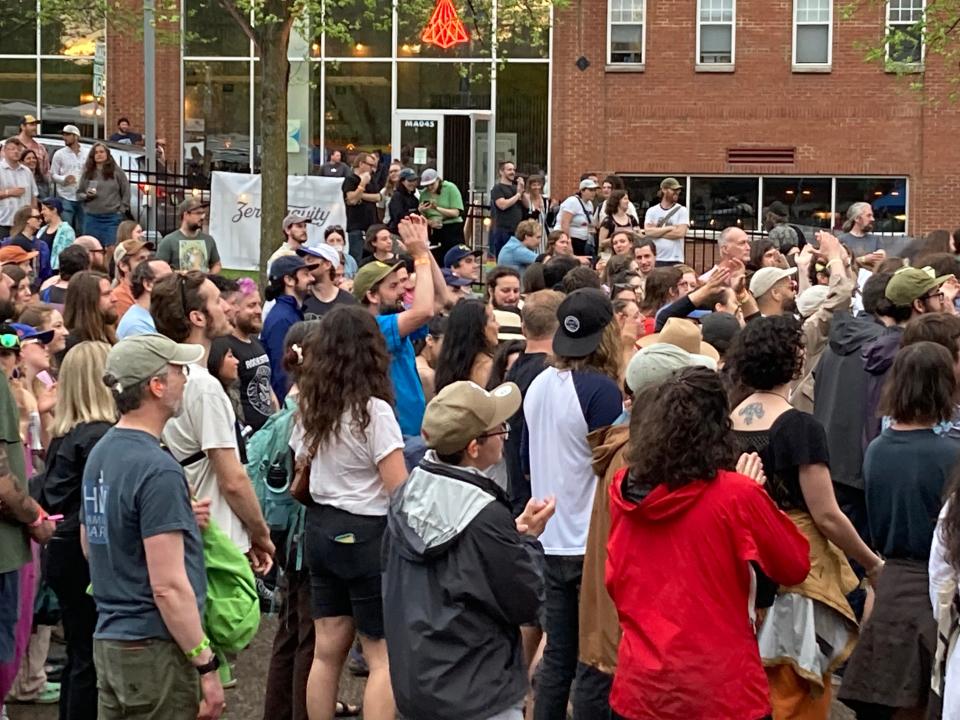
[838,201,885,264]
[157,197,222,273]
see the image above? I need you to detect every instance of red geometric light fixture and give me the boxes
[421,0,470,50]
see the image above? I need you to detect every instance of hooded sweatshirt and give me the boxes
[861,324,904,451]
[813,311,886,490]
[605,468,810,720]
[382,454,544,720]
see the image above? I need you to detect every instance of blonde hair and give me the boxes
[552,320,622,382]
[52,341,116,437]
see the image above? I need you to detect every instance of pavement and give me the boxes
[7,614,854,719]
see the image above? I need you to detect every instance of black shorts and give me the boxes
[304,504,387,639]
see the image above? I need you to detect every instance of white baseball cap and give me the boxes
[62,124,81,136]
[749,266,797,298]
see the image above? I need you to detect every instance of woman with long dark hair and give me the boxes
[840,341,960,718]
[77,142,129,247]
[728,315,883,719]
[597,191,639,253]
[20,148,51,198]
[433,298,499,392]
[607,367,809,720]
[295,305,407,720]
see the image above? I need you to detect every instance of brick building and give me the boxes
[1,0,957,236]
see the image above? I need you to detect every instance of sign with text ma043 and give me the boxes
[209,171,348,270]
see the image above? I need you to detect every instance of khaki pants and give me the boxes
[93,638,197,720]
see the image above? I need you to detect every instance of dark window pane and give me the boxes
[689,177,758,230]
[40,15,101,55]
[183,61,251,174]
[397,0,491,59]
[622,175,682,217]
[324,0,392,57]
[836,177,906,234]
[322,61,391,165]
[699,25,731,63]
[496,0,549,58]
[610,24,643,64]
[183,0,249,57]
[762,177,832,229]
[0,0,37,55]
[396,62,491,110]
[40,59,97,137]
[887,26,922,64]
[0,58,37,136]
[496,62,547,177]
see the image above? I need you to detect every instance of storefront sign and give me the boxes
[209,171,347,270]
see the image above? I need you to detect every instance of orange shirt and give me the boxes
[111,281,135,320]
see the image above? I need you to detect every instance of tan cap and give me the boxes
[113,238,155,266]
[421,381,521,454]
[106,333,204,392]
[660,177,682,191]
[636,317,720,362]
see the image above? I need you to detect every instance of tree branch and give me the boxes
[216,0,257,46]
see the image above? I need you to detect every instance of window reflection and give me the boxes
[497,0,550,58]
[0,1,37,55]
[836,177,906,233]
[496,63,547,177]
[397,63,491,110]
[40,59,96,136]
[40,15,101,56]
[324,0,392,58]
[183,0,249,57]
[322,62,391,169]
[183,61,251,177]
[690,176,758,230]
[0,59,38,136]
[762,177,832,229]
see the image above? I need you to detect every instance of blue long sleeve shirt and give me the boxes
[260,295,303,402]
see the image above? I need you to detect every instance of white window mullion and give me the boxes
[886,0,925,65]
[696,0,735,67]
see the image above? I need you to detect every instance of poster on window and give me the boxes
[209,171,347,270]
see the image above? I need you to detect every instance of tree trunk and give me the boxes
[255,10,293,288]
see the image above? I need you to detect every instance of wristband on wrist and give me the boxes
[185,636,210,660]
[414,256,430,267]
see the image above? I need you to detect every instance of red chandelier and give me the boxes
[421,0,470,50]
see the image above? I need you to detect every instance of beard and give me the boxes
[782,298,798,315]
[236,315,262,336]
[0,299,16,322]
[103,308,119,325]
[863,222,875,234]
[378,302,402,316]
[91,258,107,273]
[186,221,203,233]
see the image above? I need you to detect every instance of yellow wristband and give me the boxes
[185,636,210,659]
[826,258,844,269]
[414,257,431,267]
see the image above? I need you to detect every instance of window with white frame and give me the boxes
[887,0,924,64]
[608,0,645,65]
[793,0,832,66]
[697,0,735,65]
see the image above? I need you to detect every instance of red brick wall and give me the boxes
[106,0,181,169]
[550,0,960,234]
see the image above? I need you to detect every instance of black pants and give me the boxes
[262,546,314,720]
[534,555,586,720]
[45,535,98,720]
[572,663,612,719]
[429,222,464,265]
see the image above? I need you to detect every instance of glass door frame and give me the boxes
[393,110,446,176]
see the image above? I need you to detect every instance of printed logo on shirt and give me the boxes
[178,240,209,272]
[563,315,581,333]
[247,365,273,417]
[83,471,110,544]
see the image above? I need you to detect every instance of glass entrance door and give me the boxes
[395,113,444,175]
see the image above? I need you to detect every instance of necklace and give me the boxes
[752,390,789,402]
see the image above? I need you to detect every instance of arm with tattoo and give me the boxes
[0,442,40,525]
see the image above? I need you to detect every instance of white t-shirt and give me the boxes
[162,364,249,552]
[289,397,404,516]
[644,202,690,263]
[0,159,38,226]
[558,195,594,241]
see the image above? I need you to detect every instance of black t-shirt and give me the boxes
[491,182,522,232]
[342,172,380,232]
[601,214,639,234]
[302,288,356,321]
[732,409,829,513]
[222,335,275,432]
[504,351,549,515]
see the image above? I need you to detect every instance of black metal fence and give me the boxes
[125,167,211,241]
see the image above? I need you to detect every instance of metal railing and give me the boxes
[125,167,211,241]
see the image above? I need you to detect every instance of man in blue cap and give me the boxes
[261,255,318,401]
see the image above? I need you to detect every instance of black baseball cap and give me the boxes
[553,288,613,357]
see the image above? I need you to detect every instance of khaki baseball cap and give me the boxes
[105,333,204,392]
[421,381,521,454]
[352,260,403,301]
[660,177,682,191]
[113,238,155,266]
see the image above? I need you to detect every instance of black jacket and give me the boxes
[812,312,884,490]
[382,455,544,720]
[387,186,420,234]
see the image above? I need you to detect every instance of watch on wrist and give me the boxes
[195,654,221,676]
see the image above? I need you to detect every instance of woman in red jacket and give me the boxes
[605,367,811,720]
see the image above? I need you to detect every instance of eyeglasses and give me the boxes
[479,424,510,440]
[924,291,946,302]
[0,334,20,349]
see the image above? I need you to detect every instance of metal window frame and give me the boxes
[695,0,736,68]
[885,0,926,65]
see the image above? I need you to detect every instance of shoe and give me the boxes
[256,577,277,614]
[218,659,237,689]
[8,681,61,704]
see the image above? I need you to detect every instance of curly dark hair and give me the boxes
[485,265,521,305]
[297,306,393,452]
[625,367,736,495]
[434,298,495,394]
[542,255,579,291]
[561,266,603,293]
[726,314,804,391]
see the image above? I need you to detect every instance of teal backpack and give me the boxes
[244,397,305,569]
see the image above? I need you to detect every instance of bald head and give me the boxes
[718,226,750,263]
[75,235,103,252]
[74,235,106,271]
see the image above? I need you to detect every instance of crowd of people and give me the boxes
[3,151,960,720]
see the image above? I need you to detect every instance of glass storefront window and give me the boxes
[0,0,37,55]
[397,62,491,110]
[184,60,251,175]
[836,177,907,233]
[495,62,547,176]
[324,0,392,58]
[496,0,550,58]
[0,59,38,136]
[183,0,250,57]
[762,177,832,229]
[40,15,101,56]
[323,61,391,163]
[397,0,492,59]
[689,176,759,231]
[40,59,96,136]
[622,176,681,218]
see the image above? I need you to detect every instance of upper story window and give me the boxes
[607,0,645,66]
[793,0,832,68]
[697,0,735,66]
[886,0,924,65]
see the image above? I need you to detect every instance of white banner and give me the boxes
[209,171,348,271]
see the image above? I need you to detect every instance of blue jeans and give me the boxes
[534,555,585,720]
[60,199,83,234]
[347,230,364,263]
[83,211,122,247]
[0,570,19,664]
